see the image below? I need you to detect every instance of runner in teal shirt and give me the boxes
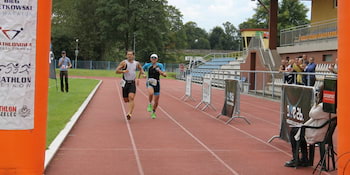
[142,54,167,119]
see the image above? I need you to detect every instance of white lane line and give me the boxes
[162,90,292,157]
[115,81,145,175]
[138,89,240,175]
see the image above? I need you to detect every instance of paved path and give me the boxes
[45,78,337,175]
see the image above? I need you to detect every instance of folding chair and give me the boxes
[295,117,337,174]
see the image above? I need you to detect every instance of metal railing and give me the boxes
[176,69,337,99]
[53,60,180,72]
[280,19,338,47]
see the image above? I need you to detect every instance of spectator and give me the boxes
[58,51,72,93]
[302,54,308,62]
[292,58,304,85]
[279,59,287,73]
[328,58,338,74]
[285,85,336,168]
[303,57,317,86]
[285,59,295,84]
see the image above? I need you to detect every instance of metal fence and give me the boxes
[176,69,337,99]
[54,60,180,72]
[280,19,337,47]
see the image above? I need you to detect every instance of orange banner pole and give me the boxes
[338,0,350,174]
[0,0,51,174]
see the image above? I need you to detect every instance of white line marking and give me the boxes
[45,80,102,168]
[115,81,145,175]
[138,89,240,175]
[163,90,293,157]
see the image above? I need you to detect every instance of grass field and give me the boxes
[47,78,99,146]
[65,69,177,79]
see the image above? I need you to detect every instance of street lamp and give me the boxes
[75,39,79,69]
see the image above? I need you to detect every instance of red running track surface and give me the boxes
[45,78,337,175]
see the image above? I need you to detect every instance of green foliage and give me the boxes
[47,78,99,146]
[51,0,243,62]
[239,0,309,31]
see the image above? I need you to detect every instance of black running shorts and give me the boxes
[122,82,136,98]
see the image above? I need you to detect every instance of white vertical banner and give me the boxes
[202,77,211,104]
[0,0,38,130]
[185,74,192,96]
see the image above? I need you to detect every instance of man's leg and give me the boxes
[60,71,64,92]
[147,87,154,112]
[128,93,135,115]
[153,95,160,111]
[64,71,69,92]
[150,84,160,119]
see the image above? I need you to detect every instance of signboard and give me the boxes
[279,85,314,142]
[0,0,38,130]
[221,79,239,117]
[217,80,249,124]
[185,74,192,96]
[323,77,337,114]
[202,77,211,104]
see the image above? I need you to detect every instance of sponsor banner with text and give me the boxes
[0,0,38,130]
[279,85,314,142]
[202,77,211,104]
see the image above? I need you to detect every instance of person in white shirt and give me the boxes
[285,85,336,167]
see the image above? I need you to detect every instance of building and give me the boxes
[278,0,338,64]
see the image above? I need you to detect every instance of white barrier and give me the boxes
[196,76,216,111]
[181,73,195,101]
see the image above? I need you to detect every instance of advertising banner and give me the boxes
[0,0,38,130]
[279,85,314,142]
[202,77,211,104]
[221,79,240,117]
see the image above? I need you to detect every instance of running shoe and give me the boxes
[126,114,131,120]
[147,104,153,112]
[151,112,156,119]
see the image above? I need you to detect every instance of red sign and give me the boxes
[323,90,336,104]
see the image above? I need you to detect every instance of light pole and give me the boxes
[133,33,136,54]
[75,39,79,69]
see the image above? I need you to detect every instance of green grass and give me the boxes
[63,69,176,79]
[47,78,99,146]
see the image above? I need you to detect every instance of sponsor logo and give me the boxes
[0,105,17,117]
[1,0,33,11]
[286,105,305,125]
[0,27,33,50]
[226,91,234,106]
[0,105,31,118]
[323,90,336,104]
[0,27,23,40]
[0,63,32,88]
[18,105,30,118]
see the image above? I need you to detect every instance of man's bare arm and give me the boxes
[116,61,127,74]
[137,63,145,79]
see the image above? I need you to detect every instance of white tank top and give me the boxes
[123,60,138,80]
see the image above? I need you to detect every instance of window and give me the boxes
[334,0,338,8]
[323,54,333,62]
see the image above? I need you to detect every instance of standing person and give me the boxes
[143,54,167,119]
[116,51,144,120]
[328,58,338,74]
[293,58,304,85]
[285,59,295,84]
[303,57,317,86]
[58,51,72,93]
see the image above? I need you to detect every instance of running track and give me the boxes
[45,77,337,175]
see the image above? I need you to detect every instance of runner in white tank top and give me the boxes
[116,51,145,120]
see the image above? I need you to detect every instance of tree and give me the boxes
[183,22,210,49]
[209,26,225,50]
[239,0,309,31]
[222,22,241,50]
